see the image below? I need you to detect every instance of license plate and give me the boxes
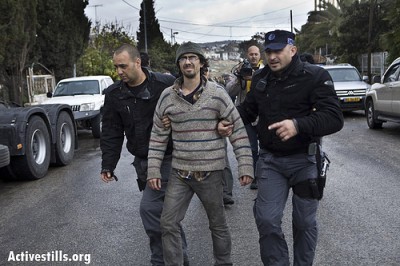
[344,97,361,102]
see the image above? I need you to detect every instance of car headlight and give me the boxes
[80,103,95,111]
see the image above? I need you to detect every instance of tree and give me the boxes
[77,23,136,79]
[335,0,388,67]
[0,0,90,104]
[135,0,178,74]
[33,0,90,81]
[296,1,343,63]
[0,0,37,104]
[136,0,164,52]
[380,0,400,63]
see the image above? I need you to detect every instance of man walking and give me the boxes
[100,43,188,266]
[221,30,344,265]
[147,42,253,265]
[226,45,265,189]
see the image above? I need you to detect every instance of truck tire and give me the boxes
[91,113,102,139]
[0,144,10,168]
[366,100,383,129]
[55,111,75,166]
[11,116,51,179]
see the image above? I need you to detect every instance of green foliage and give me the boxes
[137,0,165,52]
[296,0,398,70]
[0,0,37,104]
[380,0,400,63]
[0,0,90,104]
[335,0,389,67]
[77,23,136,80]
[147,41,179,74]
[296,2,342,58]
[135,0,177,74]
[33,0,90,81]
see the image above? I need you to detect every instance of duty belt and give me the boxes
[176,169,211,182]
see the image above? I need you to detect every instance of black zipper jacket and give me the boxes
[101,68,175,171]
[237,54,344,156]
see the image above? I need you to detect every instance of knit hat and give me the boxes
[175,42,205,63]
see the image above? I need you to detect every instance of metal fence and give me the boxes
[359,52,388,77]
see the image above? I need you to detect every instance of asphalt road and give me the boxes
[0,111,399,266]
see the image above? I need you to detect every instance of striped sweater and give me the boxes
[147,80,253,180]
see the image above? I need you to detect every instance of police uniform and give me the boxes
[237,30,344,265]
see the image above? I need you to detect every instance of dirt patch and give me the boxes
[208,59,239,80]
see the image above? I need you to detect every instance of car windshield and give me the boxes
[53,80,100,97]
[327,68,362,82]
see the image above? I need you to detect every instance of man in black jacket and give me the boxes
[100,44,188,266]
[220,30,344,265]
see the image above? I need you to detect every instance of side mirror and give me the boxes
[372,75,381,84]
[46,92,53,98]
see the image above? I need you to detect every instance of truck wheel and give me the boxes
[91,113,102,138]
[55,111,75,166]
[11,116,51,179]
[366,100,383,129]
[0,144,10,168]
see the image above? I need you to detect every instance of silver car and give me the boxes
[365,57,400,129]
[322,64,370,112]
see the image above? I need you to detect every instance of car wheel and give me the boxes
[366,100,383,129]
[91,113,102,138]
[55,111,75,166]
[11,116,51,179]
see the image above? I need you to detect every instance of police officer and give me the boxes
[220,30,344,265]
[100,44,188,266]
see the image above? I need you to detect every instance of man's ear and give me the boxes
[290,46,298,56]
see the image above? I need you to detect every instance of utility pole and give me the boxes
[88,4,103,22]
[171,30,178,44]
[143,0,148,52]
[290,10,293,32]
[367,0,375,82]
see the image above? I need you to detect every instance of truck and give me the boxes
[0,100,77,180]
[42,76,114,138]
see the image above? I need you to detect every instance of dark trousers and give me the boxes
[254,150,319,266]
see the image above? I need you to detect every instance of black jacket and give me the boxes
[237,54,344,156]
[101,68,175,171]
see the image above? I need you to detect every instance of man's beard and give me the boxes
[183,71,196,79]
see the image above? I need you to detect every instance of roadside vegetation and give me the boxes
[0,0,399,105]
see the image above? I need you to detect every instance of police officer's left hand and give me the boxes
[217,120,233,137]
[268,119,298,142]
[162,115,171,129]
[239,175,253,186]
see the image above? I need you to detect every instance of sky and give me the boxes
[84,0,316,44]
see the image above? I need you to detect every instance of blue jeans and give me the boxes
[134,156,188,266]
[253,150,319,266]
[161,169,232,266]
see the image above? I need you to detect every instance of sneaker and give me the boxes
[250,179,258,190]
[223,196,235,205]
